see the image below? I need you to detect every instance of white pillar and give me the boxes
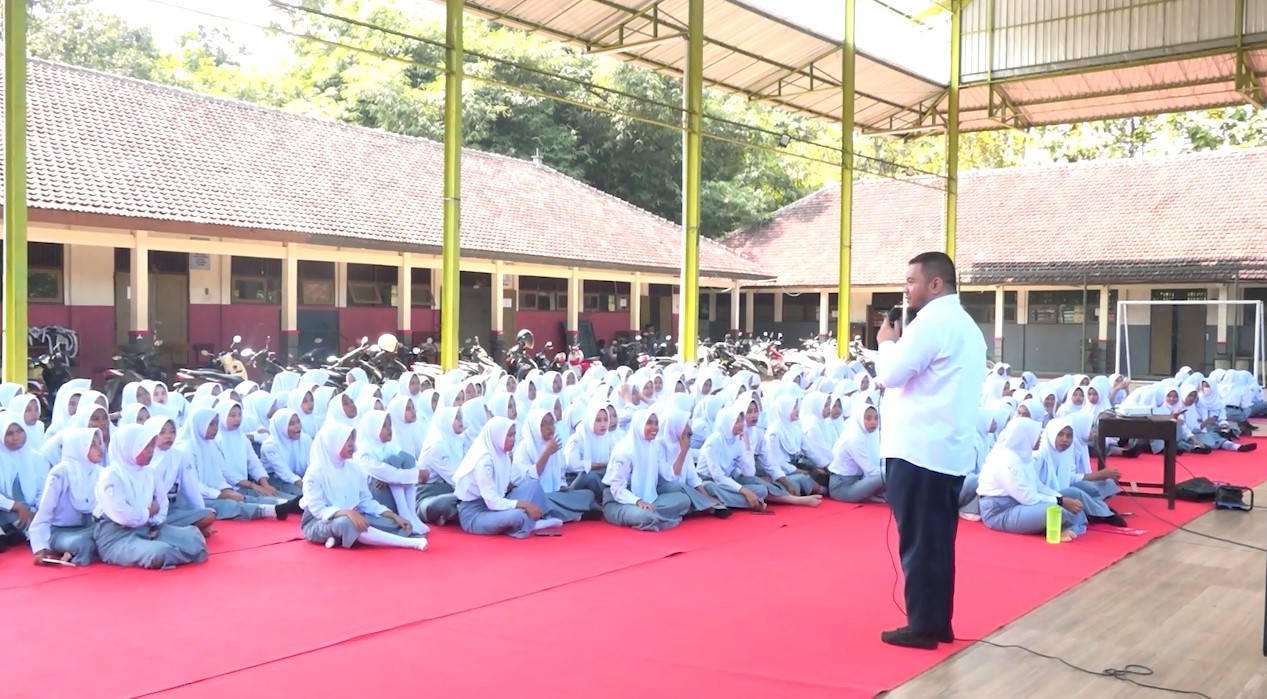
[129,230,149,343]
[491,261,505,338]
[567,267,580,344]
[772,291,783,323]
[993,286,1005,362]
[818,290,829,338]
[398,253,412,339]
[728,286,740,332]
[282,243,299,358]
[707,291,717,321]
[630,272,643,333]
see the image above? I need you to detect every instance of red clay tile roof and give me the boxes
[724,147,1267,286]
[1,59,762,279]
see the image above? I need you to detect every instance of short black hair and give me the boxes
[908,251,957,291]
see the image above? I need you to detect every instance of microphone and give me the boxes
[887,305,917,326]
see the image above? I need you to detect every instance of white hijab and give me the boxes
[55,427,102,514]
[607,409,661,503]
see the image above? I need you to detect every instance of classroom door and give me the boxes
[1149,289,1209,375]
[114,272,188,362]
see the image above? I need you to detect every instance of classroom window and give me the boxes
[230,257,281,304]
[347,263,395,307]
[299,261,335,306]
[1028,290,1097,324]
[410,268,434,307]
[582,280,630,313]
[28,243,64,303]
[518,276,565,311]
[960,291,1018,324]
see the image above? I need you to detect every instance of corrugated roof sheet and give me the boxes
[454,0,948,133]
[723,147,1267,287]
[0,59,763,278]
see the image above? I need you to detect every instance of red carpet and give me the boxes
[6,445,1265,699]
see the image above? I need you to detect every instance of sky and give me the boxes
[93,0,950,81]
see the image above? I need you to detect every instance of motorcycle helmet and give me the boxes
[516,329,535,347]
[377,333,400,353]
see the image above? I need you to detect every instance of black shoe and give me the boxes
[711,507,732,519]
[1239,442,1258,453]
[880,627,940,650]
[277,496,303,519]
[1193,446,1213,454]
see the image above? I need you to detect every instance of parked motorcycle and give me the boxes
[104,341,170,412]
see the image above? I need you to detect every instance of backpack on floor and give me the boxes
[1175,476,1218,502]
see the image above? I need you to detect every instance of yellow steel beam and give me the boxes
[440,0,463,370]
[4,0,28,383]
[678,0,702,362]
[837,0,855,358]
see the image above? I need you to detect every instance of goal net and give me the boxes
[1115,299,1264,385]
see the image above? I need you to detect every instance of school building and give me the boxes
[5,59,763,376]
[5,58,1266,380]
[721,147,1267,377]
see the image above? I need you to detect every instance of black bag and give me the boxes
[1175,476,1219,502]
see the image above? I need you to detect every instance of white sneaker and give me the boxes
[959,511,981,522]
[414,538,429,552]
[325,537,337,548]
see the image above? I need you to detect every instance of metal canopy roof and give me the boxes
[455,0,948,134]
[450,0,1267,137]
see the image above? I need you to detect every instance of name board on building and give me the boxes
[189,253,211,271]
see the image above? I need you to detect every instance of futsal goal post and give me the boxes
[1115,299,1264,385]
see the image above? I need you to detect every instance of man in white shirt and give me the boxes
[874,251,987,650]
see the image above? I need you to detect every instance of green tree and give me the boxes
[17,0,163,80]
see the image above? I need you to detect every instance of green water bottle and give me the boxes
[1045,505,1063,544]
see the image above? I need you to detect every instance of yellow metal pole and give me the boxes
[837,0,856,358]
[679,0,703,362]
[440,0,463,370]
[4,0,29,383]
[945,0,961,260]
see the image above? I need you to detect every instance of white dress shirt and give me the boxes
[874,293,987,477]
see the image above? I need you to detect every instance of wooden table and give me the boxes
[1095,414,1178,510]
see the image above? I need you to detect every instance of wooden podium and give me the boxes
[1095,414,1178,510]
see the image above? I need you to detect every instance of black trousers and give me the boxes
[885,457,964,635]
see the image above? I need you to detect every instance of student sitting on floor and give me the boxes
[177,408,288,522]
[696,404,771,511]
[975,417,1087,541]
[452,416,562,538]
[654,407,729,517]
[29,427,102,566]
[0,412,50,550]
[562,401,614,502]
[214,401,288,503]
[147,416,218,536]
[259,408,311,499]
[601,409,692,531]
[1034,418,1126,528]
[762,395,825,497]
[514,408,597,523]
[354,409,428,536]
[93,423,209,569]
[299,423,425,552]
[1188,377,1257,451]
[415,406,464,526]
[827,398,886,504]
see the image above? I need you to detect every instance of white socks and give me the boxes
[259,504,277,519]
[533,518,564,532]
[357,526,428,550]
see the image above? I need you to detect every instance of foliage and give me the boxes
[16,0,1267,238]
